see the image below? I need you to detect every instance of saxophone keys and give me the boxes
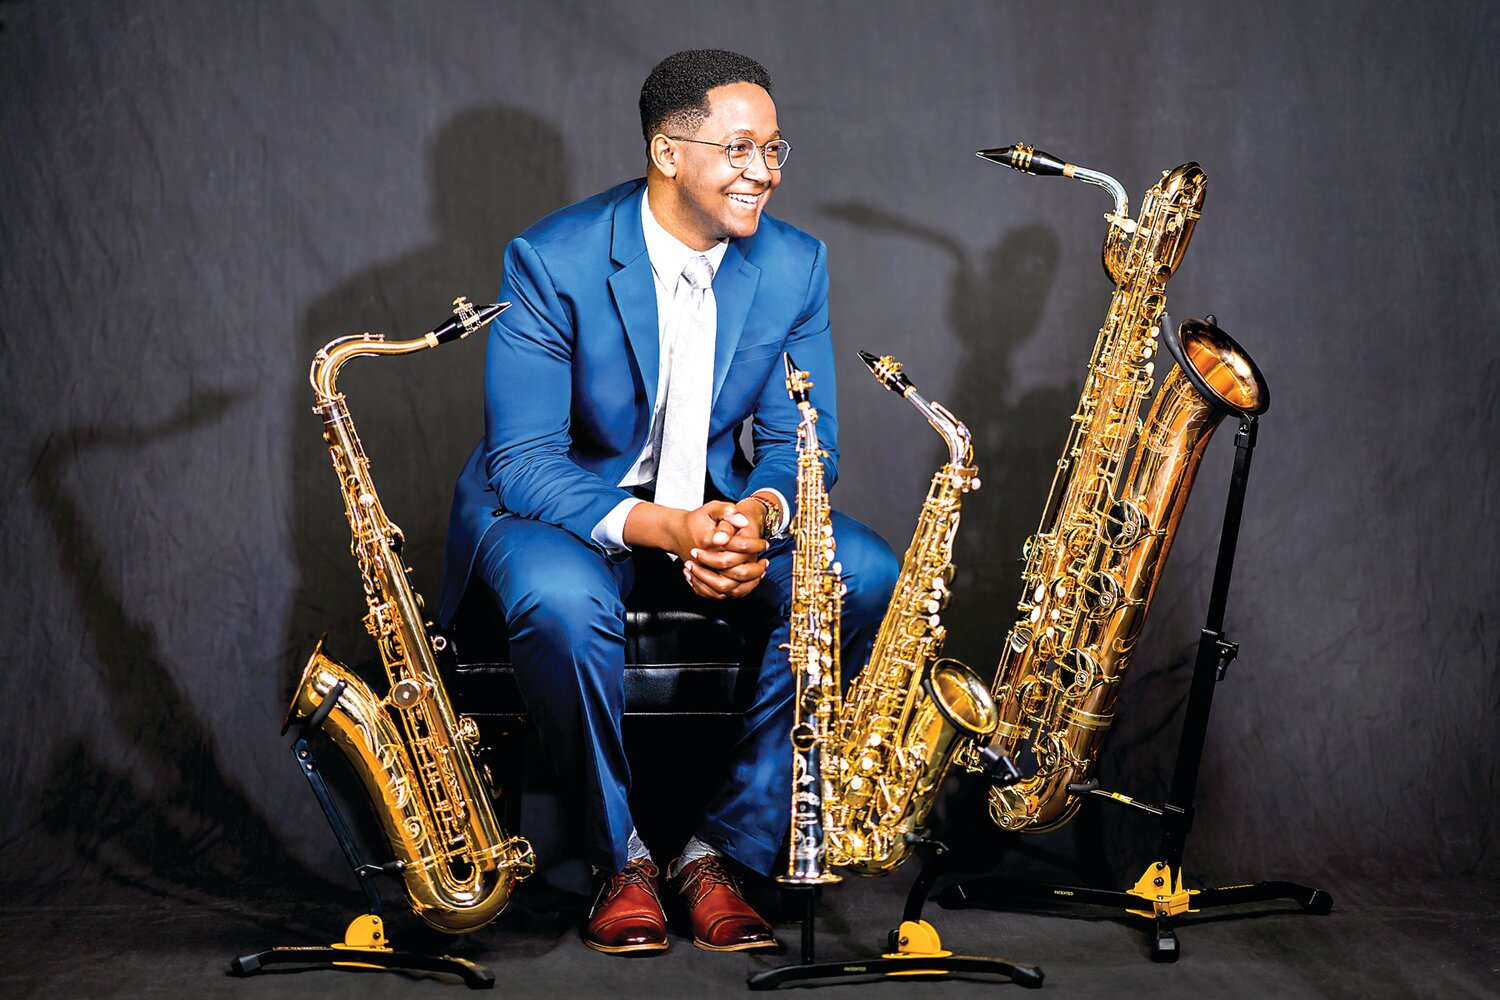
[390,678,429,708]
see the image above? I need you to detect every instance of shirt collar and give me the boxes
[641,188,729,289]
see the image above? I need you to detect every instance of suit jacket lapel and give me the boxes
[711,240,761,407]
[607,185,660,408]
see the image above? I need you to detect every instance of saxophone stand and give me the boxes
[937,415,1333,961]
[749,764,1044,990]
[228,680,494,989]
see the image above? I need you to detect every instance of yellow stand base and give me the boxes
[330,914,393,969]
[1125,862,1199,920]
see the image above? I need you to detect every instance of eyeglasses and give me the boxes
[666,136,792,170]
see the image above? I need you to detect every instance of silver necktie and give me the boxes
[653,254,716,511]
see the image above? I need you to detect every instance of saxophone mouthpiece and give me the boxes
[977,143,1072,178]
[858,350,914,395]
[429,299,510,346]
[784,352,813,405]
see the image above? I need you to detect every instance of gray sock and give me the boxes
[627,827,653,864]
[669,834,720,879]
[593,827,653,877]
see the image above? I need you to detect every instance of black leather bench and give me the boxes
[442,595,759,841]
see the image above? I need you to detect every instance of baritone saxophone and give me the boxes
[285,297,535,932]
[969,144,1269,833]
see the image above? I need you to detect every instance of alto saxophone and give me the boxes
[777,354,845,888]
[823,352,998,874]
[971,144,1269,833]
[285,297,535,932]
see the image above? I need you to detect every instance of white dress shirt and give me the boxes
[590,189,787,552]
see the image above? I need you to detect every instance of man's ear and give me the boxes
[649,134,679,178]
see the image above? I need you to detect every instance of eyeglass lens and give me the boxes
[727,139,790,169]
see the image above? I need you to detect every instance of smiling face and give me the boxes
[648,81,782,250]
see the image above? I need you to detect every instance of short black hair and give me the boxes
[639,49,772,141]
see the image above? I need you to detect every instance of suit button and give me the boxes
[492,509,503,517]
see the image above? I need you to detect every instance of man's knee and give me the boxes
[832,513,899,625]
[509,575,625,645]
[475,519,626,646]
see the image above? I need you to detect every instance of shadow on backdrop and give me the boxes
[284,107,569,688]
[20,390,325,911]
[281,107,576,891]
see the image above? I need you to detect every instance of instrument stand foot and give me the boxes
[229,913,494,989]
[227,699,494,989]
[748,843,1043,991]
[936,869,1331,965]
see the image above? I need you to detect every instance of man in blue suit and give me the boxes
[441,50,897,955]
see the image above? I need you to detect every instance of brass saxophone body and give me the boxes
[778,354,845,887]
[973,145,1269,833]
[824,353,998,874]
[285,298,535,932]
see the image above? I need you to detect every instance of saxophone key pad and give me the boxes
[390,678,429,708]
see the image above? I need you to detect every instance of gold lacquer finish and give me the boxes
[778,355,846,888]
[822,353,997,874]
[287,297,535,932]
[972,146,1268,833]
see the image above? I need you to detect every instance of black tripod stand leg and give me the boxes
[229,946,495,989]
[936,874,1134,912]
[800,887,818,964]
[899,846,947,924]
[1151,918,1180,963]
[1193,881,1333,914]
[749,954,1043,990]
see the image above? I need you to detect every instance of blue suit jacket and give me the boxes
[440,179,839,625]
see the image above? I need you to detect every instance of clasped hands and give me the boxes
[675,500,771,600]
[622,498,771,600]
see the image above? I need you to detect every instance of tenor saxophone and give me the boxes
[971,144,1269,833]
[284,297,535,932]
[822,352,998,874]
[777,354,845,888]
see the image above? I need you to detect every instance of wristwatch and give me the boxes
[747,491,784,539]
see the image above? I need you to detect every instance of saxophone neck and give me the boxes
[908,388,974,470]
[977,143,1133,280]
[309,298,508,403]
[857,351,973,470]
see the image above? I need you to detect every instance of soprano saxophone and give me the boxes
[285,297,535,932]
[777,354,845,888]
[822,352,998,874]
[971,144,1269,833]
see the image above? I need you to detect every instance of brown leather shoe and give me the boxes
[669,855,778,952]
[583,858,669,955]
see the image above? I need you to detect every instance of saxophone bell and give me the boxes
[1163,317,1269,417]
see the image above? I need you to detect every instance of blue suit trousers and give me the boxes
[470,511,898,876]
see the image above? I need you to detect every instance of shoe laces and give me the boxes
[593,858,660,910]
[678,855,738,898]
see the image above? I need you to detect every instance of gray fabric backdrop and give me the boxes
[2,0,1495,893]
